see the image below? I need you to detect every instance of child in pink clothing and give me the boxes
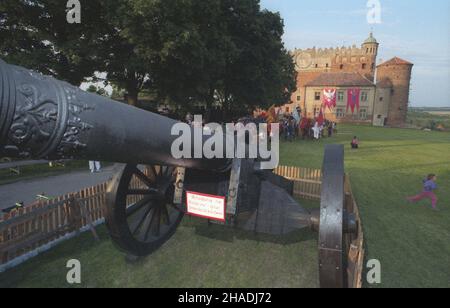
[407,174,438,210]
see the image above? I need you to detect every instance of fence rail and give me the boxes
[344,174,365,288]
[0,183,108,264]
[0,165,364,288]
[274,166,322,200]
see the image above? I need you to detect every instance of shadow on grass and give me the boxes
[192,221,317,246]
[357,142,432,150]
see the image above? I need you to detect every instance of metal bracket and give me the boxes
[226,159,241,215]
[173,167,185,205]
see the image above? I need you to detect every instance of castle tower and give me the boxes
[361,32,379,81]
[376,57,414,126]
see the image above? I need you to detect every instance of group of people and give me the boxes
[298,118,337,141]
[228,107,339,143]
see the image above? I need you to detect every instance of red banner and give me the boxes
[347,88,361,114]
[322,88,337,110]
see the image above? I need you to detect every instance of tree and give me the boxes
[1,0,296,113]
[95,0,152,106]
[130,0,296,120]
[219,1,297,116]
[0,0,111,86]
[0,0,154,105]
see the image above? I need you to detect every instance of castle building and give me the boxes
[286,33,413,127]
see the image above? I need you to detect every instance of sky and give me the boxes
[260,0,450,108]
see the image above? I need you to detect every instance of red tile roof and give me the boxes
[305,72,375,87]
[377,57,413,67]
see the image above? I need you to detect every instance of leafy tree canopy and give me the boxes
[0,0,296,116]
[130,0,296,118]
[0,0,111,85]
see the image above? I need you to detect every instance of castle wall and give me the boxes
[290,71,324,112]
[289,41,378,116]
[286,35,412,127]
[373,87,392,126]
[291,43,377,81]
[376,64,413,126]
[304,86,375,123]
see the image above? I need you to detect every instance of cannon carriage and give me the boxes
[0,59,359,288]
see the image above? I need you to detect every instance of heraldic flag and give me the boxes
[316,108,325,126]
[322,88,337,110]
[347,88,361,113]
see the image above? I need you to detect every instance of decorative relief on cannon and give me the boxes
[7,83,58,158]
[0,60,95,159]
[55,86,95,158]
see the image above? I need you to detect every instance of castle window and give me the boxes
[340,64,344,70]
[315,64,318,68]
[359,108,367,120]
[379,97,383,102]
[371,63,375,70]
[314,92,321,101]
[314,107,320,117]
[362,63,367,69]
[336,108,345,118]
[326,63,329,68]
[338,91,344,102]
[297,95,301,101]
[366,48,369,53]
[361,91,368,102]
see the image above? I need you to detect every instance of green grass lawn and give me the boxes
[0,217,320,288]
[0,124,449,288]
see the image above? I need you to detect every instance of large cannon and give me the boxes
[0,59,358,288]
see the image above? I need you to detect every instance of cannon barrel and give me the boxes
[0,59,230,171]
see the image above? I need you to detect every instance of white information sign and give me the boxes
[186,191,226,222]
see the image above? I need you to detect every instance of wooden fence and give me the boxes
[0,165,364,288]
[0,183,108,265]
[0,170,151,267]
[274,166,322,200]
[344,174,365,289]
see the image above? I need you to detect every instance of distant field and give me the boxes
[426,111,450,116]
[407,110,450,131]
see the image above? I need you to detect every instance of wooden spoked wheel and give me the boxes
[105,164,184,257]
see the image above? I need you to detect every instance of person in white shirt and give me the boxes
[312,122,321,140]
[89,161,101,173]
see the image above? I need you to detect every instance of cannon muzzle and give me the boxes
[0,59,230,171]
